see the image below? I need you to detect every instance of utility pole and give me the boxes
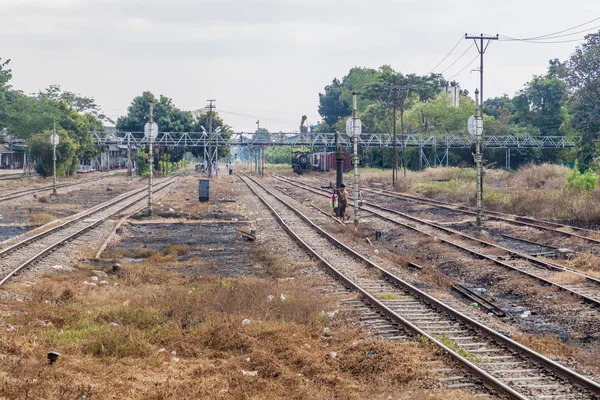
[352,91,360,227]
[52,121,58,195]
[127,134,132,179]
[207,99,216,177]
[474,88,483,229]
[148,102,154,217]
[392,87,398,187]
[388,85,410,184]
[464,33,499,116]
[398,86,410,179]
[465,33,497,230]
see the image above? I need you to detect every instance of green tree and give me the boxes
[565,32,600,172]
[28,129,78,177]
[116,92,195,133]
[512,76,568,136]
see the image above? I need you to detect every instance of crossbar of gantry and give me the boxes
[92,132,579,149]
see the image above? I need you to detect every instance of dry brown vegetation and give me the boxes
[27,212,54,226]
[569,252,600,275]
[359,164,600,225]
[0,261,479,399]
[513,333,578,358]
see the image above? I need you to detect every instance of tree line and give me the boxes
[315,32,600,172]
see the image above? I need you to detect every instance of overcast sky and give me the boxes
[2,0,598,132]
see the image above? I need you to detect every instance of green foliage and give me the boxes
[566,168,598,191]
[265,146,309,165]
[116,92,195,133]
[28,130,78,177]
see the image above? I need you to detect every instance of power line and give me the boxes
[219,109,299,126]
[428,36,464,73]
[500,36,589,44]
[447,55,479,80]
[525,16,600,40]
[499,16,600,42]
[439,43,475,74]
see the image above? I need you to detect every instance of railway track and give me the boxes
[0,172,27,181]
[356,183,600,246]
[0,175,110,203]
[273,175,600,308]
[240,172,600,400]
[0,176,178,286]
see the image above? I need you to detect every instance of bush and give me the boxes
[566,169,598,191]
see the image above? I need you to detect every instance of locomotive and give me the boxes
[292,151,310,174]
[292,151,351,174]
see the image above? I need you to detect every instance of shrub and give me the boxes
[28,213,54,225]
[566,169,598,191]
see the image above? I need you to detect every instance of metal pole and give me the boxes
[392,88,397,187]
[475,89,483,229]
[208,101,213,177]
[148,102,154,217]
[52,121,57,195]
[400,106,406,178]
[352,91,359,227]
[127,135,131,178]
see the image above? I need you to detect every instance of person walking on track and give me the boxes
[228,162,234,175]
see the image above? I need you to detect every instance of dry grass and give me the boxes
[0,262,481,399]
[549,271,587,284]
[251,245,292,278]
[360,164,600,225]
[509,164,570,190]
[27,212,54,226]
[569,252,600,274]
[513,333,578,358]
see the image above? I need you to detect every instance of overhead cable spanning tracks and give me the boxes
[92,131,579,149]
[238,172,600,400]
[0,176,179,286]
[272,175,600,308]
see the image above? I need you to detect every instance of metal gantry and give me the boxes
[92,131,578,169]
[93,131,579,149]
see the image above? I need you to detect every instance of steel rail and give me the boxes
[0,180,164,257]
[0,178,178,286]
[240,172,600,399]
[273,175,600,307]
[278,175,600,281]
[360,186,600,245]
[0,175,109,203]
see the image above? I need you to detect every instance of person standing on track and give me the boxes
[338,183,349,222]
[228,162,234,175]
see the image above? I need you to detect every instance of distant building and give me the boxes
[0,143,26,169]
[445,82,460,108]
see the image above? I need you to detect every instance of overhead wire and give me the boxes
[499,16,600,43]
[447,54,479,80]
[427,36,464,73]
[218,109,300,126]
[439,43,475,74]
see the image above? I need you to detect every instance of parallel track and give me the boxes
[359,184,600,246]
[240,173,600,400]
[0,177,177,286]
[0,175,109,203]
[273,175,600,308]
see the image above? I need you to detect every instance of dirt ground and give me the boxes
[0,169,481,399]
[0,173,139,242]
